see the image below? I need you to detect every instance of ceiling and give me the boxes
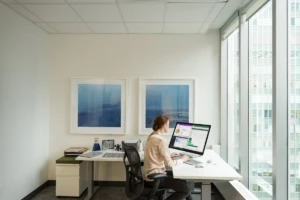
[0,0,248,34]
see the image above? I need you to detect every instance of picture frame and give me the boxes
[102,139,114,150]
[70,78,127,134]
[139,78,195,135]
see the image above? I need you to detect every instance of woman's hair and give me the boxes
[147,114,169,140]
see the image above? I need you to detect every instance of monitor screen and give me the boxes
[168,122,211,156]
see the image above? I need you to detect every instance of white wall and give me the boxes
[0,3,50,200]
[49,32,220,180]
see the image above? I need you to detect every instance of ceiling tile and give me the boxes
[88,23,127,33]
[164,23,202,33]
[24,4,82,22]
[167,0,226,2]
[49,23,92,33]
[1,0,17,3]
[36,23,58,33]
[117,0,164,3]
[17,0,65,3]
[165,3,215,22]
[9,4,42,22]
[72,4,123,22]
[67,0,115,3]
[199,22,211,33]
[126,23,163,33]
[206,2,225,22]
[119,3,165,22]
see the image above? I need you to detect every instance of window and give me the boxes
[289,0,300,199]
[227,29,240,170]
[249,1,273,199]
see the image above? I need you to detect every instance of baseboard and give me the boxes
[21,180,126,200]
[48,180,56,186]
[22,180,200,199]
[21,181,52,200]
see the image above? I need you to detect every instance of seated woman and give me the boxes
[143,114,193,200]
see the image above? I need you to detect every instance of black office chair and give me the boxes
[122,141,168,200]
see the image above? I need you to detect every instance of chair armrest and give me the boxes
[147,173,168,180]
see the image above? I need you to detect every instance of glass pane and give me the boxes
[289,1,300,199]
[249,2,273,200]
[227,29,240,170]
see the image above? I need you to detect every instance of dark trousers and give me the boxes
[145,175,193,200]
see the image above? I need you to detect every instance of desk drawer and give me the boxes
[56,176,80,196]
[56,164,80,176]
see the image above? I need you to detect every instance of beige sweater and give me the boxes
[143,133,183,181]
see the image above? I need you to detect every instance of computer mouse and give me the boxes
[195,164,204,168]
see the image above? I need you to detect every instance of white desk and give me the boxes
[76,150,143,200]
[172,149,242,200]
[76,149,241,200]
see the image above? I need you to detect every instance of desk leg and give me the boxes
[84,161,95,200]
[201,182,211,200]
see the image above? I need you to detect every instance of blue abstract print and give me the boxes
[145,85,189,128]
[78,84,121,127]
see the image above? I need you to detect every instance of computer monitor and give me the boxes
[168,122,211,157]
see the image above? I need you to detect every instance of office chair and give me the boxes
[122,141,168,200]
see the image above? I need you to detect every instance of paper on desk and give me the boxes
[79,151,103,158]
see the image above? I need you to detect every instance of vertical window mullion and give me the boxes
[240,14,250,188]
[273,0,288,199]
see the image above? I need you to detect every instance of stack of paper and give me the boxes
[64,147,88,157]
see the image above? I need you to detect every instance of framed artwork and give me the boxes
[71,78,127,134]
[102,139,114,150]
[139,78,195,135]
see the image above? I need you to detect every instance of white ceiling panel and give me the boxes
[67,0,116,3]
[88,23,127,33]
[49,23,92,33]
[167,0,226,2]
[36,23,58,33]
[72,4,123,22]
[119,3,165,22]
[1,0,17,3]
[164,23,202,33]
[3,0,236,34]
[126,23,163,33]
[165,3,215,22]
[24,4,82,22]
[17,0,65,3]
[9,4,42,22]
[117,0,164,3]
[210,0,248,29]
[199,22,211,33]
[206,2,225,22]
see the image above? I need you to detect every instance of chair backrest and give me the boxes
[122,141,144,200]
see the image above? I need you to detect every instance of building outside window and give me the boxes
[249,1,273,199]
[227,29,240,170]
[289,0,300,199]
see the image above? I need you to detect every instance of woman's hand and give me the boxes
[170,152,179,158]
[181,155,189,162]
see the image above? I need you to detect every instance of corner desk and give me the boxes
[76,149,242,200]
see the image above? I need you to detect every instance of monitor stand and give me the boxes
[179,151,201,158]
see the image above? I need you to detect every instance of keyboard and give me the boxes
[184,159,202,165]
[102,152,124,158]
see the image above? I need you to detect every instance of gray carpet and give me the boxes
[31,186,223,200]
